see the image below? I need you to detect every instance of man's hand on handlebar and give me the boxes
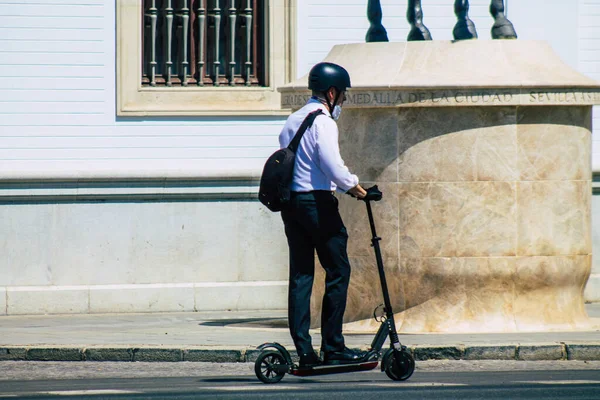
[347,184,367,199]
[347,184,383,201]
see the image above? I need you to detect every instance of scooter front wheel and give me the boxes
[383,348,415,381]
[254,350,287,384]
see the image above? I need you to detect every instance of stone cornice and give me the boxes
[280,41,600,110]
[281,88,600,109]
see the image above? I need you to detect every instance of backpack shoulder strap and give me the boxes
[287,109,324,153]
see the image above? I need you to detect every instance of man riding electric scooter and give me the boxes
[255,62,414,384]
[277,62,367,367]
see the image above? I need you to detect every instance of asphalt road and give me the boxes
[1,361,599,399]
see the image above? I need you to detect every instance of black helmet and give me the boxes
[308,62,351,92]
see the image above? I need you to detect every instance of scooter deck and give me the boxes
[290,361,379,377]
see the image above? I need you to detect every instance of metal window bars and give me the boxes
[142,0,263,87]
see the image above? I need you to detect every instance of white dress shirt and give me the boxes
[278,97,359,193]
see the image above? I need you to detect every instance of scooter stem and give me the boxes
[365,200,378,239]
[365,199,402,349]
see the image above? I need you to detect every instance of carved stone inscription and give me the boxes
[348,90,517,106]
[281,89,600,109]
[528,90,600,104]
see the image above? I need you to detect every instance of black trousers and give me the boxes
[281,190,351,355]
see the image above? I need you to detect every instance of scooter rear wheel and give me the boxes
[255,350,287,384]
[383,348,415,381]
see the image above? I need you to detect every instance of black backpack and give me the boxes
[258,109,324,212]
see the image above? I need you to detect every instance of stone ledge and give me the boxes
[0,347,27,361]
[184,349,243,363]
[26,347,84,361]
[0,179,260,201]
[566,343,600,360]
[464,345,516,360]
[132,348,183,362]
[3,282,288,315]
[84,348,135,362]
[1,344,599,362]
[411,345,465,361]
[517,344,566,361]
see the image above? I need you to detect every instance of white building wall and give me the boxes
[1,0,598,176]
[578,0,600,171]
[578,0,600,302]
[0,0,289,315]
[1,0,600,314]
[0,0,285,179]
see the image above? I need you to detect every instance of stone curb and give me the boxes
[1,343,599,362]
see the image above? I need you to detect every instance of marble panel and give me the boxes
[344,257,519,333]
[0,200,288,287]
[0,204,54,286]
[398,257,517,333]
[7,287,89,315]
[339,182,399,260]
[311,255,402,328]
[397,107,518,182]
[338,108,399,183]
[517,181,591,256]
[0,288,6,315]
[584,273,600,302]
[398,182,517,257]
[89,285,195,313]
[125,201,241,284]
[517,107,592,181]
[513,256,591,331]
[237,202,288,282]
[194,283,287,311]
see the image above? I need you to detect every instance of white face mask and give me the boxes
[332,105,342,121]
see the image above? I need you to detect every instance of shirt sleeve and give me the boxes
[314,118,359,192]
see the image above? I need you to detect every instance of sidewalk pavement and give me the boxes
[1,304,599,363]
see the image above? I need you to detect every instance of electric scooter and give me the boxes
[254,185,415,384]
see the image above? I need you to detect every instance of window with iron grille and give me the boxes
[142,0,266,87]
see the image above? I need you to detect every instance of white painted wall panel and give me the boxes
[1,3,104,17]
[6,0,102,4]
[579,0,600,171]
[1,17,104,30]
[0,90,105,102]
[0,78,106,90]
[0,0,287,178]
[1,0,599,178]
[0,27,103,41]
[0,65,105,77]
[0,148,272,161]
[1,136,277,149]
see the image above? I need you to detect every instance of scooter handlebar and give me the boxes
[346,185,383,201]
[363,185,383,202]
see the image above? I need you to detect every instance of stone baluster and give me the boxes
[148,0,158,86]
[165,0,174,86]
[213,0,221,86]
[196,0,206,86]
[244,0,252,86]
[453,0,477,40]
[490,0,517,39]
[180,0,190,86]
[228,0,237,85]
[407,0,432,41]
[366,0,388,43]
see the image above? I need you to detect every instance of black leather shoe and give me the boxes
[323,347,366,365]
[298,352,322,368]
